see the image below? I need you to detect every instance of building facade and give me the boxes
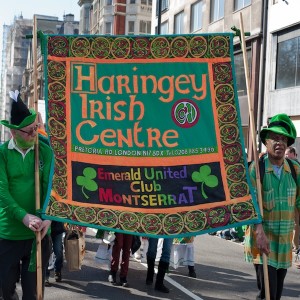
[80,0,152,35]
[0,24,12,135]
[78,0,93,34]
[0,16,32,142]
[0,14,79,141]
[264,0,300,151]
[151,0,264,157]
[22,14,79,106]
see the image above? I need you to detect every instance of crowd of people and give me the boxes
[105,234,197,292]
[0,89,299,300]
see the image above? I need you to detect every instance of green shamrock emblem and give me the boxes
[192,165,218,199]
[76,167,98,199]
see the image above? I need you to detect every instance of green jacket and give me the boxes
[244,156,300,268]
[0,138,53,240]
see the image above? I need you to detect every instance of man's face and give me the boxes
[265,132,288,160]
[11,121,38,149]
[285,149,296,159]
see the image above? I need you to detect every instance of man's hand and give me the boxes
[23,213,42,232]
[255,223,270,255]
[40,220,51,239]
[23,214,51,238]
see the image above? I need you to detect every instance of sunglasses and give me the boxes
[17,124,39,136]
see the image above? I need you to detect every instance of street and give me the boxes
[18,229,300,300]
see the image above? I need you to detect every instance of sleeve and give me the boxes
[249,161,257,193]
[249,161,263,223]
[0,148,27,222]
[293,160,300,210]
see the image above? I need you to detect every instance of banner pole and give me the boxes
[239,12,270,300]
[32,15,43,300]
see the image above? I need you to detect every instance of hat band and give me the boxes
[268,121,290,134]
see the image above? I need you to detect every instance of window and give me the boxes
[234,49,252,96]
[210,0,224,22]
[128,21,135,35]
[130,0,136,4]
[161,0,168,11]
[234,0,251,11]
[234,0,251,10]
[141,0,152,6]
[155,21,168,34]
[191,1,203,32]
[161,21,168,34]
[105,22,112,34]
[275,26,300,89]
[156,0,169,16]
[174,11,184,34]
[140,20,151,34]
[106,0,112,5]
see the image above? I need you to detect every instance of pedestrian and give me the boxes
[244,113,300,300]
[45,221,65,286]
[285,146,298,160]
[146,237,173,293]
[0,90,54,299]
[108,233,133,287]
[285,146,300,252]
[170,236,197,278]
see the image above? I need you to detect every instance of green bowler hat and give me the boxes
[0,90,37,129]
[260,113,297,146]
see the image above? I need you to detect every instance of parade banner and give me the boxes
[41,33,261,238]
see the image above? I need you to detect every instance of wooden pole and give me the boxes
[239,12,270,300]
[32,15,43,300]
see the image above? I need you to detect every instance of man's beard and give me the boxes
[15,136,35,149]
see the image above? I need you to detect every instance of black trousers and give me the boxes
[254,264,287,300]
[0,236,51,300]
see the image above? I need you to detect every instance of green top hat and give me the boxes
[260,113,296,146]
[0,90,37,129]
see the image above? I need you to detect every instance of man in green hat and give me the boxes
[0,90,53,299]
[244,113,300,300]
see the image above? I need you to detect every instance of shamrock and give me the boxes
[76,167,98,199]
[192,165,218,199]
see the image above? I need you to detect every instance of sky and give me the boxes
[0,0,80,57]
[1,0,80,26]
